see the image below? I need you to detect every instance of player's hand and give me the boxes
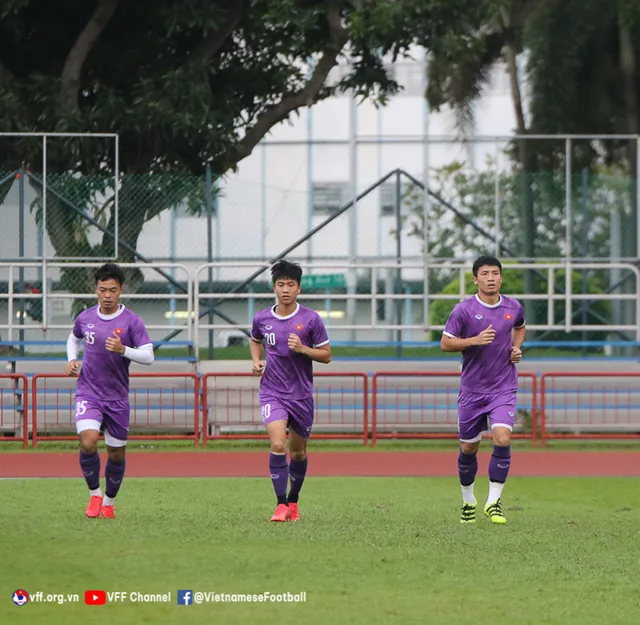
[65,360,81,377]
[474,324,496,346]
[252,360,265,376]
[287,333,306,354]
[105,331,125,354]
[510,346,523,363]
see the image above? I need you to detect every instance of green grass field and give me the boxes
[2,477,639,624]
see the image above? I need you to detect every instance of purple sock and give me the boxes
[458,450,478,486]
[105,458,126,499]
[79,451,100,491]
[488,444,511,483]
[269,453,288,504]
[287,457,308,503]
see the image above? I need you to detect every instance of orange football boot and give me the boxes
[85,495,103,518]
[288,503,300,521]
[100,505,116,519]
[269,503,290,522]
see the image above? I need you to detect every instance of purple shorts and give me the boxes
[74,395,130,445]
[457,390,517,443]
[260,395,314,439]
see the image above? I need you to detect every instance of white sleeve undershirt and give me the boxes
[67,333,83,362]
[66,333,154,365]
[123,344,155,365]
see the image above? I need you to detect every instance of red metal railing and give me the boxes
[31,373,200,447]
[0,374,29,448]
[201,372,368,445]
[371,371,537,445]
[540,372,640,445]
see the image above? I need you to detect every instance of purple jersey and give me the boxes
[251,303,330,400]
[73,305,152,401]
[443,294,525,394]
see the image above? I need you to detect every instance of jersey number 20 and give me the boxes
[261,404,271,422]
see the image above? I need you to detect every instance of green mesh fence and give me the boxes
[0,164,637,355]
[404,168,635,261]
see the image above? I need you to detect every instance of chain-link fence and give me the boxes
[1,133,639,357]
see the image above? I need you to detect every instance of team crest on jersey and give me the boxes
[504,314,513,321]
[114,327,124,335]
[474,314,483,319]
[294,324,304,331]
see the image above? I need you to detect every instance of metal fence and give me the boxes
[0,260,638,357]
[201,372,368,444]
[2,370,637,446]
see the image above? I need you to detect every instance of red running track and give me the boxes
[0,451,639,478]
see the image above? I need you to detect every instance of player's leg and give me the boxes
[286,399,313,521]
[100,401,130,519]
[457,392,487,524]
[75,397,105,518]
[263,399,291,521]
[484,394,516,524]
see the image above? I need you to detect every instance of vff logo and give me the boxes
[177,590,193,606]
[12,590,29,606]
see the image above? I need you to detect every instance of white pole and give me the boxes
[636,136,640,261]
[42,136,47,260]
[565,138,572,333]
[422,50,431,339]
[494,141,501,256]
[347,93,358,343]
[114,134,119,258]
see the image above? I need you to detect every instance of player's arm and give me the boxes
[440,325,496,352]
[65,331,83,376]
[250,337,265,375]
[105,322,154,365]
[512,325,526,349]
[510,322,526,363]
[288,315,332,363]
[288,339,332,363]
[106,337,154,365]
[510,305,526,363]
[440,302,495,352]
[122,343,154,365]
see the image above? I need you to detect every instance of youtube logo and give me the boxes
[85,590,107,605]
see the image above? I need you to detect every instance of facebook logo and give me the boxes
[177,590,193,605]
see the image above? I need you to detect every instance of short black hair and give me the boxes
[95,262,125,286]
[472,255,502,277]
[271,259,302,285]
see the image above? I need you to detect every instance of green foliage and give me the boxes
[404,159,631,259]
[0,0,480,273]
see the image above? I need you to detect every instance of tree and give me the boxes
[423,0,539,324]
[404,157,628,261]
[0,0,477,277]
[420,0,640,342]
